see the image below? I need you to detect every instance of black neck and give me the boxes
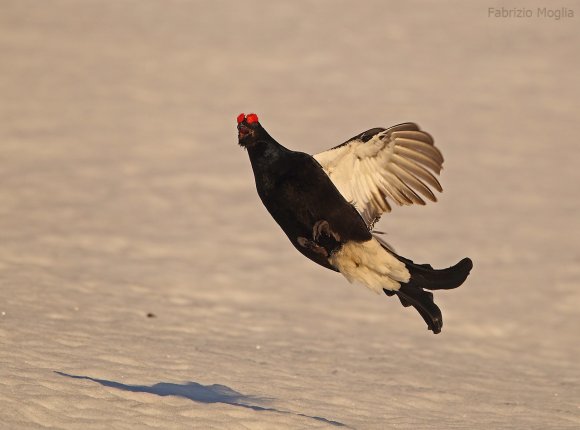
[247,136,291,172]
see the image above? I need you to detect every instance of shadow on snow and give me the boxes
[55,371,348,428]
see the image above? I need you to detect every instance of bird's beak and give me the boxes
[238,124,255,146]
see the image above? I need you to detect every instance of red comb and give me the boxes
[237,113,246,124]
[246,113,259,124]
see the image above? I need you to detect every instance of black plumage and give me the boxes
[237,113,472,334]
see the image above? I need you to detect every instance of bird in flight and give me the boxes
[237,113,472,334]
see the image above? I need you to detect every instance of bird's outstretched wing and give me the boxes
[313,123,443,228]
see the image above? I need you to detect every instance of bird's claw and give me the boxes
[312,220,340,242]
[297,237,329,257]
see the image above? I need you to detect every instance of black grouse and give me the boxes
[237,112,472,334]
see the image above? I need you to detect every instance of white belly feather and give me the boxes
[329,238,410,294]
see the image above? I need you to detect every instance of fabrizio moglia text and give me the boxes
[488,7,574,20]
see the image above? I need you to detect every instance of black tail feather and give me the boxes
[385,286,443,334]
[395,255,473,291]
[380,246,473,333]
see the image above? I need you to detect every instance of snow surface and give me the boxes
[1,1,579,428]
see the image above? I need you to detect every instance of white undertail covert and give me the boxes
[329,238,410,294]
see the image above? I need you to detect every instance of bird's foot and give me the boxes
[312,220,341,242]
[297,237,329,257]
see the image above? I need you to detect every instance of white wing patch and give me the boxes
[314,123,443,227]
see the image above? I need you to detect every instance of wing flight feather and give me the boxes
[313,123,444,227]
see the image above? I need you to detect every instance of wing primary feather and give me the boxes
[384,123,421,134]
[395,138,444,164]
[393,145,442,174]
[390,130,435,145]
[376,174,405,206]
[392,155,443,192]
[379,172,414,205]
[390,172,426,205]
[390,163,438,202]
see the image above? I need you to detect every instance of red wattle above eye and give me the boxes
[246,113,259,124]
[237,113,246,124]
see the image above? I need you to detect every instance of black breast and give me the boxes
[251,149,371,270]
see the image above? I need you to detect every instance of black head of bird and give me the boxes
[237,113,268,148]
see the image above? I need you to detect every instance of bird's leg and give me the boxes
[297,237,329,257]
[312,220,341,242]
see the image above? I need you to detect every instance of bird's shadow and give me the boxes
[55,372,348,428]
